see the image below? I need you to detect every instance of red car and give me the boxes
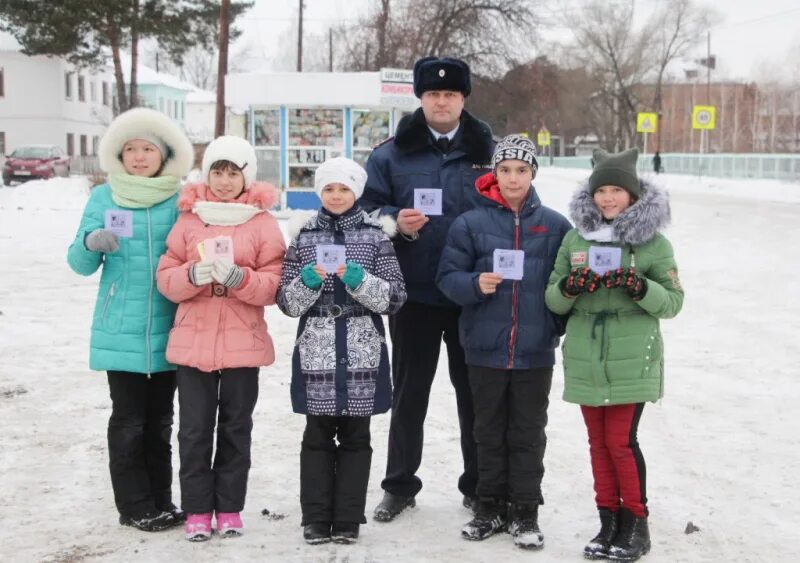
[3,145,71,185]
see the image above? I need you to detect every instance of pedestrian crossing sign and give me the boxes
[637,112,658,134]
[537,128,551,147]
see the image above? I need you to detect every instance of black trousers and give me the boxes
[468,366,553,504]
[381,302,477,498]
[300,415,372,525]
[177,366,259,514]
[107,370,177,518]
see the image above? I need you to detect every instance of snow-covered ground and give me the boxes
[1,169,798,562]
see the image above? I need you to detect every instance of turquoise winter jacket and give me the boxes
[67,184,179,374]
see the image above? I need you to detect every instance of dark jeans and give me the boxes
[177,366,259,514]
[468,366,553,504]
[107,370,177,518]
[300,415,372,525]
[381,302,477,498]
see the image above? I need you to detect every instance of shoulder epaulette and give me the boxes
[373,136,395,149]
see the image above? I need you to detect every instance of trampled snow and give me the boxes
[1,169,798,562]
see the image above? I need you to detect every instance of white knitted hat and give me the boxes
[202,135,258,189]
[314,157,367,199]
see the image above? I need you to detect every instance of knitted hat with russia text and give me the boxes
[314,157,368,199]
[492,134,539,176]
[589,148,641,198]
[202,135,258,189]
[413,56,471,98]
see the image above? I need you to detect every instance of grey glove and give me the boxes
[85,229,119,253]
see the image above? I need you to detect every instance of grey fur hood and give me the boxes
[569,179,670,246]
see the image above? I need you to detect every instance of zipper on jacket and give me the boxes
[146,208,153,377]
[101,282,116,322]
[507,213,521,369]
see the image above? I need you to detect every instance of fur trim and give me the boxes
[287,209,398,240]
[569,179,670,246]
[287,210,318,239]
[99,108,193,178]
[363,210,398,237]
[393,108,494,164]
[177,180,278,212]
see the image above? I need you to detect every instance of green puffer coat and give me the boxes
[545,181,683,406]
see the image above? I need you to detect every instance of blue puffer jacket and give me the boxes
[436,173,572,370]
[360,108,495,307]
[67,184,179,374]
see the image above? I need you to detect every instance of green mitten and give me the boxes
[341,261,365,290]
[300,263,323,290]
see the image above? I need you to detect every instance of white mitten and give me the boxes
[211,260,245,288]
[189,261,215,286]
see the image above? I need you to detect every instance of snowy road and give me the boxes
[1,169,798,562]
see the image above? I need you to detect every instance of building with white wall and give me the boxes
[0,32,113,158]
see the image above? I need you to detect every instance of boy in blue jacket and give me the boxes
[437,135,571,549]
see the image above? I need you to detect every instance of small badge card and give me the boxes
[104,209,134,238]
[588,246,622,276]
[493,249,525,280]
[316,244,347,273]
[200,236,235,263]
[414,188,443,216]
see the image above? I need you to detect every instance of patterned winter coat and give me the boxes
[277,206,407,416]
[545,180,684,406]
[156,182,286,372]
[67,184,179,374]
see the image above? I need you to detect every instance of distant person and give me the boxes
[437,135,571,549]
[277,157,406,545]
[156,136,286,542]
[67,108,193,532]
[652,151,662,174]
[360,56,496,522]
[545,148,684,561]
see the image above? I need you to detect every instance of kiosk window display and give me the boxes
[352,110,390,165]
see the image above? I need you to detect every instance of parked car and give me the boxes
[2,145,71,185]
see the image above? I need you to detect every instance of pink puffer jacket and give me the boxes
[156,182,286,372]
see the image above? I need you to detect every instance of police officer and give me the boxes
[360,56,495,522]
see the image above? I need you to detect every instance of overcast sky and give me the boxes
[237,0,800,80]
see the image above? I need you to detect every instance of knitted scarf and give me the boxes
[109,173,181,208]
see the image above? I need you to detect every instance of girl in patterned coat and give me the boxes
[277,157,406,546]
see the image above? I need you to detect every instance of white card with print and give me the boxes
[588,246,622,276]
[316,244,347,273]
[104,209,134,238]
[414,188,442,216]
[203,236,235,263]
[493,249,525,280]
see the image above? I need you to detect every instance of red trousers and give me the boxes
[580,403,648,517]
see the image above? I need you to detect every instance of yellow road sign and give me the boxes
[692,105,716,130]
[637,112,657,134]
[537,129,551,147]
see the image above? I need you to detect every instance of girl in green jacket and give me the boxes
[545,148,684,562]
[67,108,193,532]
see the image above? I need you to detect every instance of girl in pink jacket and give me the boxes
[156,136,286,542]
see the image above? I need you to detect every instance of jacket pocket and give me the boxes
[224,302,266,352]
[98,279,124,334]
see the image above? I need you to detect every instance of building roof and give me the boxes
[119,52,195,91]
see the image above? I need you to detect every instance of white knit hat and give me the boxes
[314,157,367,199]
[202,135,258,189]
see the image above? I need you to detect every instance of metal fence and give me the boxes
[549,153,800,182]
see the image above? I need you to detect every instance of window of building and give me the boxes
[92,135,99,155]
[102,81,109,106]
[66,133,74,156]
[159,97,164,112]
[0,67,4,97]
[80,135,87,156]
[78,75,85,102]
[64,72,73,100]
[352,110,390,165]
[0,132,6,155]
[90,81,96,102]
[254,110,280,146]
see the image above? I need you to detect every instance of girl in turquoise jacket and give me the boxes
[545,149,683,562]
[67,108,193,533]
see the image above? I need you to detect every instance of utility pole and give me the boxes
[215,0,231,137]
[297,0,304,72]
[329,28,333,72]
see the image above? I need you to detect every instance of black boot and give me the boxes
[584,508,619,559]
[331,522,360,544]
[607,508,650,562]
[156,502,185,525]
[303,522,332,545]
[461,498,507,541]
[373,492,416,522]
[508,502,544,550]
[119,510,175,532]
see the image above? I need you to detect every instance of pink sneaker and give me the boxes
[216,512,244,538]
[185,513,213,542]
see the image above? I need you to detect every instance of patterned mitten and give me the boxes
[563,267,602,296]
[341,261,365,290]
[300,263,323,290]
